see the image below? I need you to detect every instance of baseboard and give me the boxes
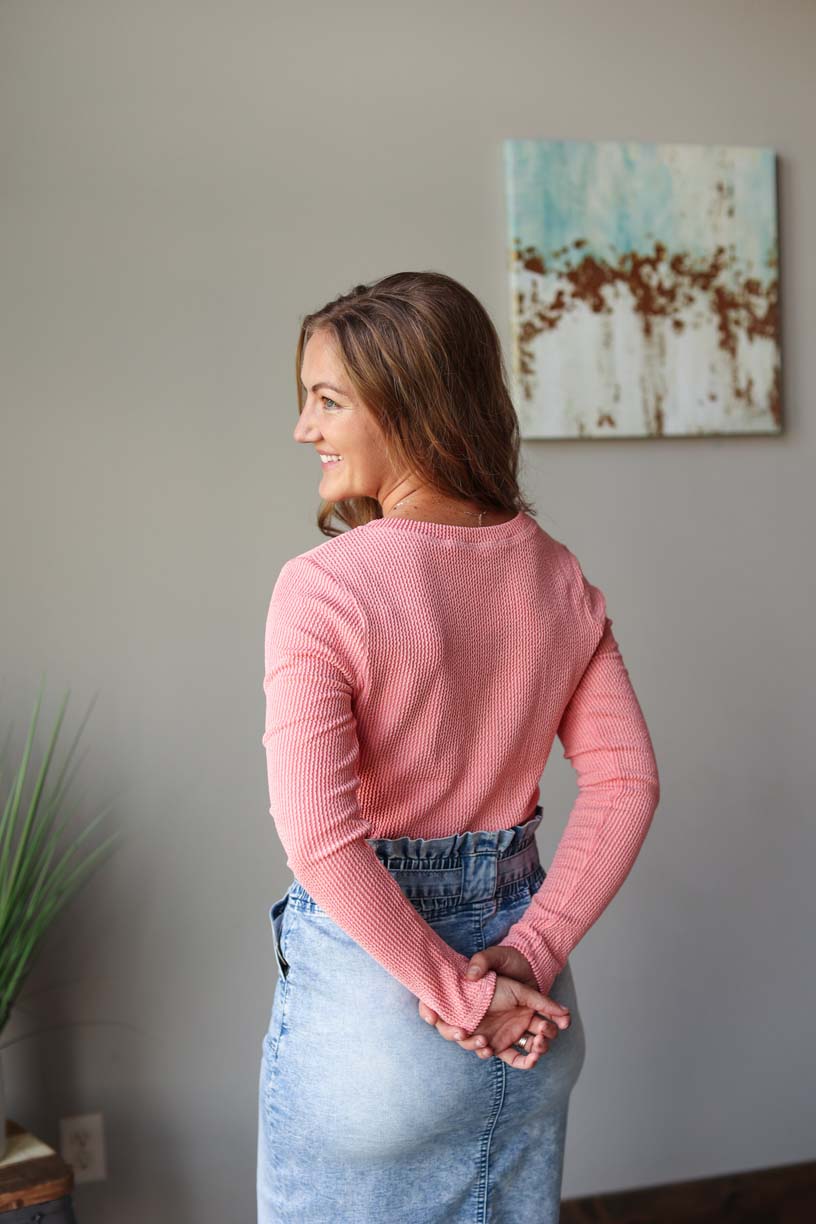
[560,1158,816,1223]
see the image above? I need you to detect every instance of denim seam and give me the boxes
[475,901,506,1224]
[262,970,291,1124]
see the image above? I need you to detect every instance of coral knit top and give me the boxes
[261,509,660,1033]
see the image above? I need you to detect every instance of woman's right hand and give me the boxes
[467,973,570,1069]
[418,947,570,1069]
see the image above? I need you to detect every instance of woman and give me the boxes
[257,271,660,1223]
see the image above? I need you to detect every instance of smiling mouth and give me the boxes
[319,455,343,467]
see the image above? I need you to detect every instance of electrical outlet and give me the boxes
[59,1112,107,1183]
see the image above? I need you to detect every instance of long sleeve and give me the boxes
[497,552,661,997]
[261,554,497,1033]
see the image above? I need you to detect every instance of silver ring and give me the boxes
[515,1032,533,1052]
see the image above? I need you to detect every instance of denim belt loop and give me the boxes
[460,847,498,904]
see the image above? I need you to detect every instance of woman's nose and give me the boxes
[293,414,318,444]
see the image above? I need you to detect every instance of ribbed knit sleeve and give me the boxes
[497,549,661,996]
[262,554,497,1033]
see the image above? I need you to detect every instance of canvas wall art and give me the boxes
[504,139,781,439]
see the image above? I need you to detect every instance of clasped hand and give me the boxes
[418,945,570,1071]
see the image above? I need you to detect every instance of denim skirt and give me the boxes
[256,806,586,1223]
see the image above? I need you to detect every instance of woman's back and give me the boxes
[262,508,659,1030]
[266,509,603,839]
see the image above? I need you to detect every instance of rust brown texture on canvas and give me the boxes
[513,236,780,430]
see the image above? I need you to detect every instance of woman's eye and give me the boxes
[321,396,340,410]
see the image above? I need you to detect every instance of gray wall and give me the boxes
[1,1,814,1219]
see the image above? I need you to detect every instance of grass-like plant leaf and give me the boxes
[0,675,124,1033]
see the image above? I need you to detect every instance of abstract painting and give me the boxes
[503,139,781,438]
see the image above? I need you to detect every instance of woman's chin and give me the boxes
[320,475,352,500]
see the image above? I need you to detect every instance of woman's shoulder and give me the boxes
[545,532,609,632]
[276,521,375,585]
[269,525,379,627]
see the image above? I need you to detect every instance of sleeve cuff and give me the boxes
[497,928,563,999]
[446,965,498,1032]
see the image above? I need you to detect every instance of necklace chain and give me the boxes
[390,495,486,526]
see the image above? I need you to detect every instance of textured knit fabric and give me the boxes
[261,509,660,1033]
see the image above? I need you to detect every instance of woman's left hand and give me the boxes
[418,946,569,1062]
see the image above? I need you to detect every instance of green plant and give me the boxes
[0,676,124,1034]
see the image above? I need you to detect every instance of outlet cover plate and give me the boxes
[59,1112,106,1183]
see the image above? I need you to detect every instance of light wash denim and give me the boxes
[257,806,586,1223]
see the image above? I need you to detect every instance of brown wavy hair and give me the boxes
[294,270,536,537]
